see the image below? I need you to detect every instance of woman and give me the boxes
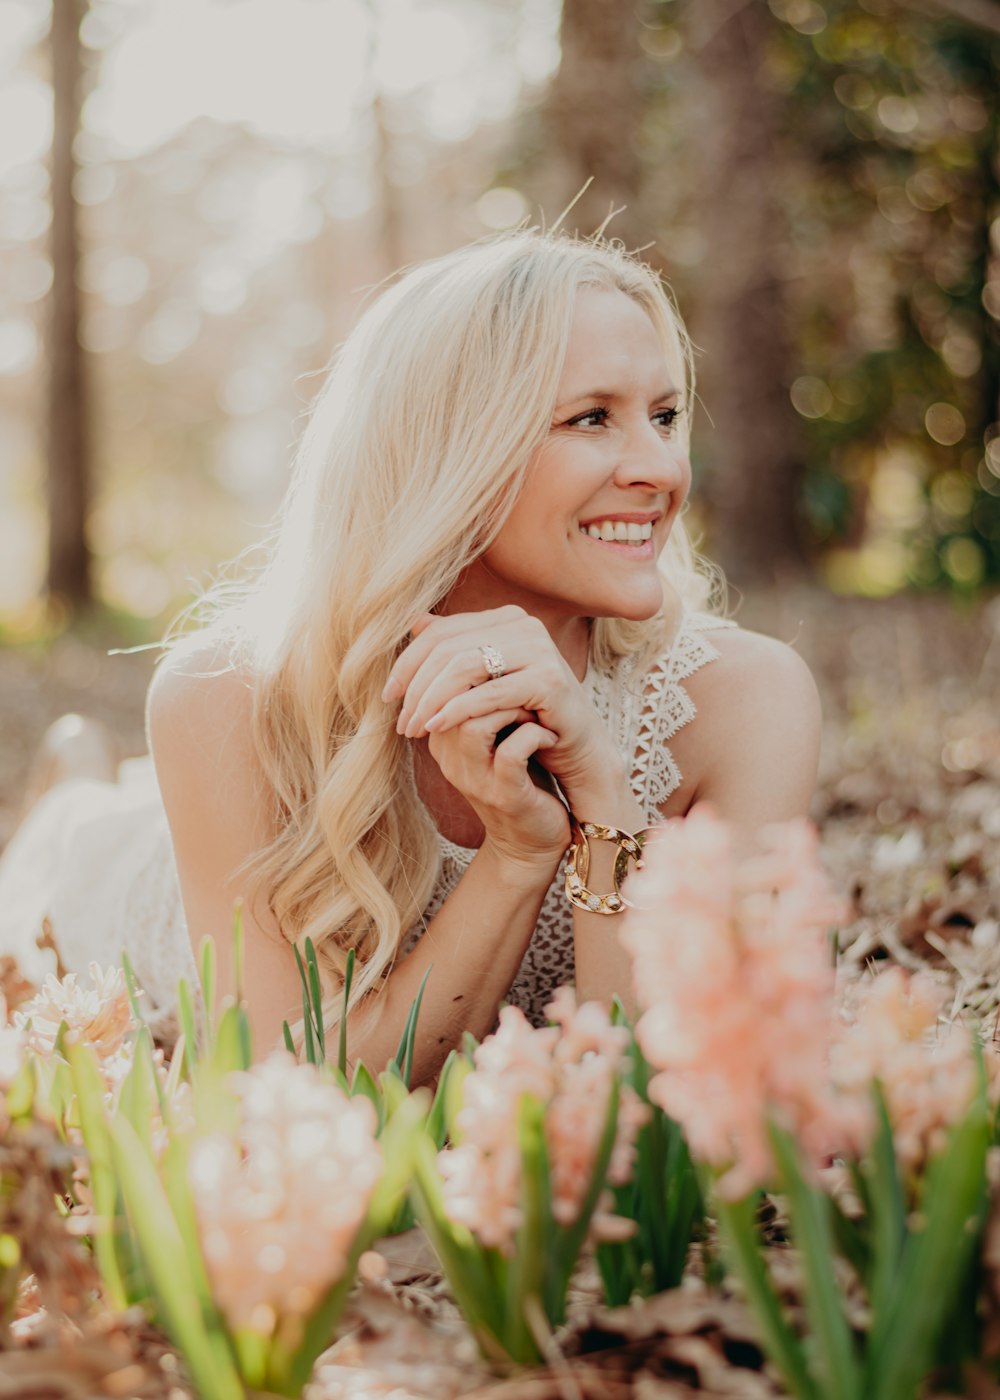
[0,231,819,1081]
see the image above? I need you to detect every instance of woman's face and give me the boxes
[469,287,691,631]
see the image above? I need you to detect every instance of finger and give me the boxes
[491,722,559,792]
[401,646,524,737]
[427,707,535,781]
[382,605,525,702]
[422,675,530,735]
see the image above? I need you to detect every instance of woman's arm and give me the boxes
[147,640,566,1081]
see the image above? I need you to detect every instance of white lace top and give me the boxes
[0,611,731,1037]
[406,610,733,1025]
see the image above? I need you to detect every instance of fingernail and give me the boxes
[404,717,420,739]
[424,714,442,732]
[396,713,408,735]
[382,680,399,703]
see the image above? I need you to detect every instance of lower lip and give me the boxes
[578,533,656,560]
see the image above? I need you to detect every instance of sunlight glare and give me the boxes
[0,75,52,178]
[86,0,370,155]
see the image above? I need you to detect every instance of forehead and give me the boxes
[558,287,677,395]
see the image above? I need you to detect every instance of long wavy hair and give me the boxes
[177,230,720,1026]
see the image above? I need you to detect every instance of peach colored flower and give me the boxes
[188,1053,382,1335]
[830,968,991,1172]
[621,808,847,1199]
[15,963,137,1067]
[439,992,646,1253]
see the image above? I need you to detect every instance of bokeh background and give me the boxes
[1,0,999,850]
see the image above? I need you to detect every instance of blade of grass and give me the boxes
[865,1100,989,1400]
[293,945,317,1065]
[863,1083,906,1330]
[770,1123,859,1400]
[715,1191,818,1400]
[177,978,199,1079]
[108,1115,243,1400]
[304,937,325,1060]
[337,948,356,1076]
[503,1096,550,1364]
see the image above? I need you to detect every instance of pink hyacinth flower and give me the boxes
[189,1053,382,1336]
[621,807,847,1199]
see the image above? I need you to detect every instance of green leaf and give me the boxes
[119,950,146,1026]
[386,966,433,1086]
[305,937,325,1061]
[409,1133,508,1360]
[865,1093,990,1400]
[770,1123,859,1400]
[862,1082,906,1327]
[177,978,200,1079]
[337,948,356,1076]
[715,1190,818,1400]
[199,937,216,1044]
[350,1061,383,1121]
[66,1044,132,1310]
[294,944,318,1065]
[210,1004,253,1076]
[426,1050,458,1149]
[503,1095,550,1363]
[282,1020,296,1057]
[108,1114,243,1400]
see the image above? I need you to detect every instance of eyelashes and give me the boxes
[565,405,682,431]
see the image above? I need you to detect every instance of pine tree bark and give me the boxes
[541,0,644,249]
[46,0,92,607]
[686,0,806,583]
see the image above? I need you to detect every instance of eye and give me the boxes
[652,406,681,433]
[566,406,610,428]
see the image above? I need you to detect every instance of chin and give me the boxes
[588,585,664,623]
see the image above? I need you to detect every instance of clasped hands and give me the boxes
[381,606,628,873]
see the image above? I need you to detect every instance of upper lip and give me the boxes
[577,510,662,527]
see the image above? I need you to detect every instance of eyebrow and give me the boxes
[555,385,681,409]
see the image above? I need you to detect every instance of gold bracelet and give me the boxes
[564,818,651,915]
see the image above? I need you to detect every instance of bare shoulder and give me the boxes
[686,624,820,720]
[146,634,259,802]
[670,622,821,823]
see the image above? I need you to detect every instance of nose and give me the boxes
[612,418,690,496]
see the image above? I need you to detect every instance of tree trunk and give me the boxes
[541,0,644,249]
[46,0,92,607]
[686,0,806,583]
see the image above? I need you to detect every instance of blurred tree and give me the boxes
[768,0,1000,593]
[537,0,645,248]
[47,0,93,608]
[682,0,807,583]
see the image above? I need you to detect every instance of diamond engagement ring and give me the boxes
[479,644,506,682]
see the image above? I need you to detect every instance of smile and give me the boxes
[578,520,654,543]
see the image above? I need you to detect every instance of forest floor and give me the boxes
[1,586,999,1397]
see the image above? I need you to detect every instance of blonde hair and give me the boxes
[180,231,720,1025]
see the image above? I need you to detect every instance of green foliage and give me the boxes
[768,1,1000,592]
[596,1002,704,1306]
[718,1065,993,1400]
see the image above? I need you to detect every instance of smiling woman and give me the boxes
[0,230,821,1078]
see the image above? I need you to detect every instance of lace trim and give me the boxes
[407,612,734,1025]
[590,612,734,819]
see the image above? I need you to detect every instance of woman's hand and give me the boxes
[383,607,620,808]
[424,703,571,871]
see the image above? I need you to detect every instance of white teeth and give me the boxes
[579,519,656,543]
